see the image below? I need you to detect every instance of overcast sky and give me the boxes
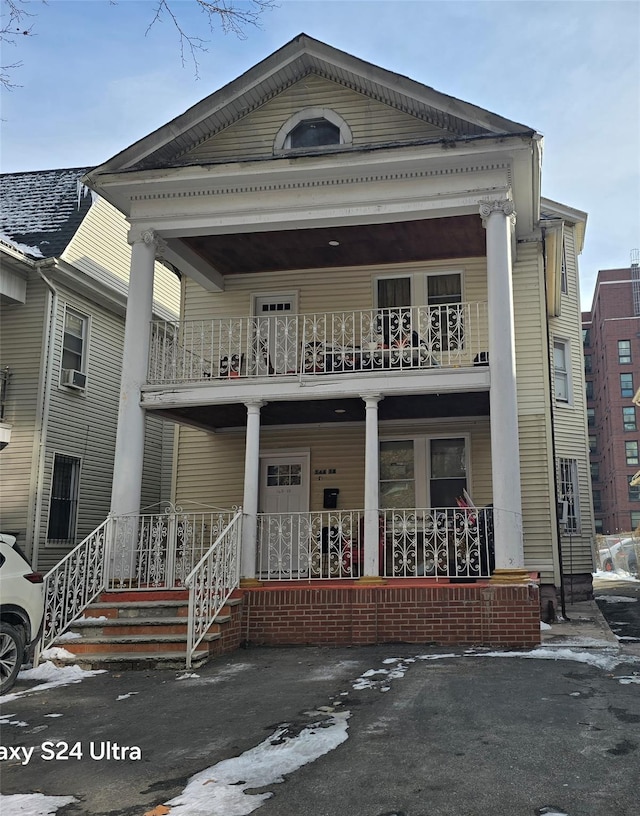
[1,0,638,308]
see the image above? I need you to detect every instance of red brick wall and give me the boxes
[240,583,541,648]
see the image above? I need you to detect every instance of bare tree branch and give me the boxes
[147,0,277,79]
[1,0,37,89]
[0,0,276,89]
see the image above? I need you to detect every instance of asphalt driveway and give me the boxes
[1,634,640,816]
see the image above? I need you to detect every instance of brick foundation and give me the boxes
[240,581,541,648]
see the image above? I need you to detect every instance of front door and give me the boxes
[259,453,309,576]
[254,294,299,375]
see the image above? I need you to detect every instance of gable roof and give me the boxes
[90,33,535,175]
[0,167,94,260]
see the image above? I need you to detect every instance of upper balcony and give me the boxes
[148,302,489,386]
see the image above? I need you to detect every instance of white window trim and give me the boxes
[45,451,82,547]
[553,337,572,406]
[379,433,471,509]
[60,305,90,390]
[273,107,353,153]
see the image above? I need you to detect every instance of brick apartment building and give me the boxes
[582,256,640,535]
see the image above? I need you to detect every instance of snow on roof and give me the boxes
[0,167,95,260]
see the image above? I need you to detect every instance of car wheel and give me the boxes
[0,622,25,695]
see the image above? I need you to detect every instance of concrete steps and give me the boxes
[51,589,243,671]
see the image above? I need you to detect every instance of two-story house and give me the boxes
[0,168,180,572]
[41,35,594,661]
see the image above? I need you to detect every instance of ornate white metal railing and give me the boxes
[148,302,488,383]
[381,507,494,579]
[107,506,236,590]
[257,510,364,580]
[185,509,242,668]
[256,506,494,581]
[35,518,111,664]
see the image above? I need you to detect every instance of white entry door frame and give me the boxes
[253,292,299,375]
[259,450,310,515]
[258,450,310,577]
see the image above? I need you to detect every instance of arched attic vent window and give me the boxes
[274,108,352,153]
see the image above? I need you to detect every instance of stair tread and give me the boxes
[55,651,209,665]
[88,599,190,609]
[57,632,221,645]
[72,615,230,627]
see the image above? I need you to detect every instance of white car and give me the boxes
[0,533,45,694]
[598,537,639,576]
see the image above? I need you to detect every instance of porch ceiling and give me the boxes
[154,391,490,432]
[182,215,485,276]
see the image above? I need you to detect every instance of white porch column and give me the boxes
[241,400,265,583]
[110,229,157,517]
[360,394,384,582]
[481,199,528,583]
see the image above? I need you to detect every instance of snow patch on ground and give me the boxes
[0,661,105,704]
[594,595,638,603]
[0,793,77,815]
[164,712,350,816]
[593,570,639,583]
[116,692,139,701]
[0,713,28,727]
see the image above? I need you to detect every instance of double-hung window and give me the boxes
[625,441,639,466]
[554,340,570,403]
[621,373,634,398]
[47,454,81,542]
[61,307,89,389]
[558,458,580,533]
[623,407,637,431]
[618,340,632,364]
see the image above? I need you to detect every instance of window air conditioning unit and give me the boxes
[557,500,569,526]
[62,368,87,390]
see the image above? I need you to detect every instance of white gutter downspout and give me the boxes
[29,265,59,569]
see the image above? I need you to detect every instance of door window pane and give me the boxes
[380,440,415,509]
[429,438,466,507]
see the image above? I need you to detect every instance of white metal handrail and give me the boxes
[34,518,111,665]
[148,302,488,383]
[185,509,242,668]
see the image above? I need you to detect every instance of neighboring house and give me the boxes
[0,168,180,571]
[62,34,595,652]
[582,255,640,536]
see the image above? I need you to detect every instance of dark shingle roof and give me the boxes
[0,167,95,260]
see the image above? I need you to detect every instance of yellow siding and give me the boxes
[62,197,181,319]
[183,257,488,323]
[180,74,450,164]
[512,242,559,582]
[548,225,595,573]
[175,420,492,514]
[0,271,48,554]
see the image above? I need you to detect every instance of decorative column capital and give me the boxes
[479,198,516,228]
[127,228,166,258]
[360,393,384,407]
[245,400,266,413]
